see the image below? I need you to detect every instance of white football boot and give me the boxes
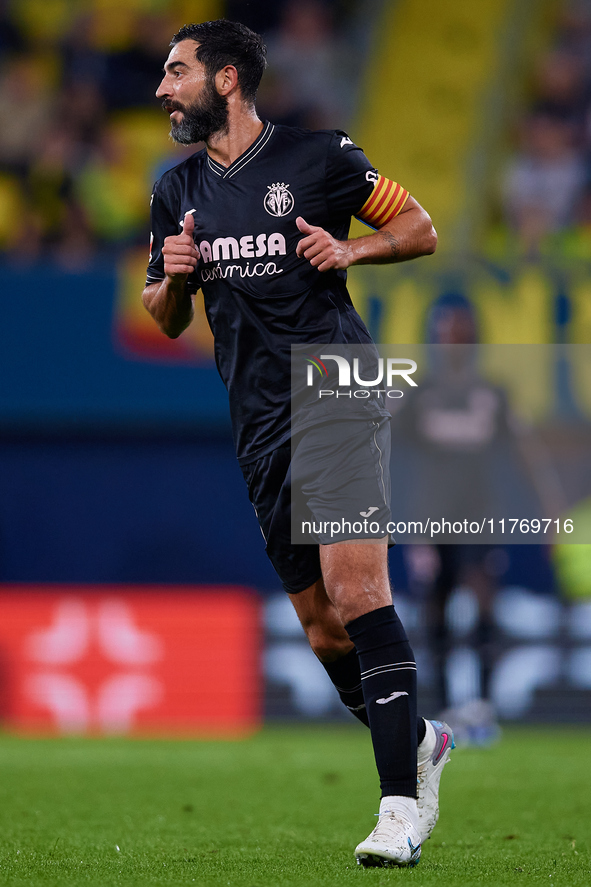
[355,797,422,867]
[416,719,455,842]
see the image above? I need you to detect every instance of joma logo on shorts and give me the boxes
[199,233,287,264]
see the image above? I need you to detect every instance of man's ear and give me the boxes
[215,64,239,95]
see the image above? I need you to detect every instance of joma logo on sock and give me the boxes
[376,691,409,705]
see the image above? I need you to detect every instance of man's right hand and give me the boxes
[162,211,200,279]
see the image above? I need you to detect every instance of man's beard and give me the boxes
[165,79,229,145]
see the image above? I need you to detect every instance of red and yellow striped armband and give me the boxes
[355,176,409,229]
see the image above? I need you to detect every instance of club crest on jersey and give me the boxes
[264,183,294,217]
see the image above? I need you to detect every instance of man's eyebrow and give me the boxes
[163,60,190,73]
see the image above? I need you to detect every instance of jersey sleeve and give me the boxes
[324,130,409,228]
[145,176,200,294]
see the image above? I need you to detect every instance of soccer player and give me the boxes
[142,19,453,867]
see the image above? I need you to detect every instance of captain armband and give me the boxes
[355,176,409,229]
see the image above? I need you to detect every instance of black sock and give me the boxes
[322,648,427,744]
[346,605,418,798]
[321,647,369,726]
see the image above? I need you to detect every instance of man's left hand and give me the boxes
[295,217,350,271]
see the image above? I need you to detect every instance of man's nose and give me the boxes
[155,77,169,98]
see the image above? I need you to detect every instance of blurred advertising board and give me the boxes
[0,587,261,737]
[2,259,591,433]
[263,587,591,724]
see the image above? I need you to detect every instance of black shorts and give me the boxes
[240,417,392,594]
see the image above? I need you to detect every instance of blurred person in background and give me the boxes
[533,49,588,127]
[502,111,587,256]
[102,13,172,110]
[391,295,566,744]
[260,0,349,128]
[141,18,448,869]
[225,0,285,35]
[392,297,506,746]
[553,1,591,78]
[499,2,591,256]
[0,55,55,175]
[59,10,108,93]
[0,0,23,59]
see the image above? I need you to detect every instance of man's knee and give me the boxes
[320,542,392,624]
[304,623,354,663]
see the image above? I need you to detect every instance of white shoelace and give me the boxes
[370,810,411,841]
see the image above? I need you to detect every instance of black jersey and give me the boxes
[147,122,387,465]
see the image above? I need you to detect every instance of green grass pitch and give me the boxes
[0,725,588,886]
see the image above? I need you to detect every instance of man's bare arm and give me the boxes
[295,196,437,272]
[142,211,200,339]
[142,278,195,339]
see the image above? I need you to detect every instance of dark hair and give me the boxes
[171,20,266,104]
[426,291,478,344]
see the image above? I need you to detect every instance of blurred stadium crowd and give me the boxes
[3,0,591,266]
[497,0,591,258]
[0,0,366,269]
[2,0,591,268]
